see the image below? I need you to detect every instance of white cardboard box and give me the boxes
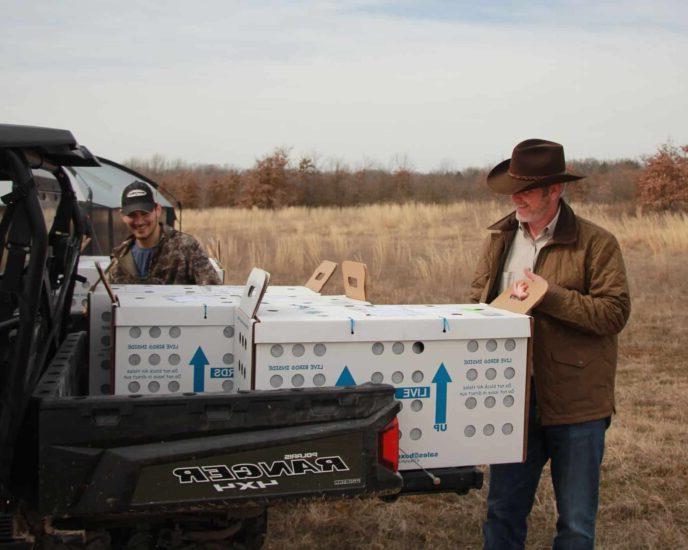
[113,291,240,395]
[95,283,323,396]
[88,284,236,395]
[234,270,532,470]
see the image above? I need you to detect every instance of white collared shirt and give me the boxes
[499,207,561,295]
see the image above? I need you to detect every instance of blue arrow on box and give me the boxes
[335,366,356,386]
[189,346,209,392]
[432,363,452,425]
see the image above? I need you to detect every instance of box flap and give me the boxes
[239,268,271,320]
[342,261,367,301]
[490,277,548,314]
[305,260,337,292]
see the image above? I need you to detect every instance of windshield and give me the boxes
[70,163,174,209]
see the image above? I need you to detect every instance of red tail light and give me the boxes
[378,417,399,472]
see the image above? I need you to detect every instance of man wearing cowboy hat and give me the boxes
[471,139,631,549]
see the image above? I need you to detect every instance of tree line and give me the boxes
[124,143,687,211]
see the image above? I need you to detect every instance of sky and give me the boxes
[2,0,688,171]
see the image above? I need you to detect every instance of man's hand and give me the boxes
[510,279,530,301]
[509,268,548,301]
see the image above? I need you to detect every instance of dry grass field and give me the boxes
[185,201,688,549]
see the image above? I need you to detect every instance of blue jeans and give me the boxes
[483,389,610,550]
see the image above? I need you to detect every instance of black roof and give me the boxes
[0,123,76,148]
[0,123,99,167]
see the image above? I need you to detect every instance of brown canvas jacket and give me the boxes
[109,224,221,285]
[470,200,631,425]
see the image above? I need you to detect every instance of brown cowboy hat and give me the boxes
[487,139,585,195]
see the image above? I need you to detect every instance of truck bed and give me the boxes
[33,332,402,520]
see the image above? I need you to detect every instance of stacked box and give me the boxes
[88,284,232,395]
[238,298,531,469]
[113,291,240,395]
[71,255,111,314]
[96,283,324,396]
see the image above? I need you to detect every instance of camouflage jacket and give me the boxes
[109,224,221,285]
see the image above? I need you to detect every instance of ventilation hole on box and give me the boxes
[168,381,180,392]
[392,342,404,355]
[486,339,498,352]
[169,354,181,365]
[485,396,496,408]
[292,344,305,357]
[398,430,403,439]
[148,381,160,393]
[505,339,516,351]
[486,368,497,380]
[129,354,141,366]
[372,342,384,355]
[409,428,422,441]
[223,353,234,365]
[503,395,515,407]
[314,343,326,356]
[128,381,140,393]
[101,311,111,322]
[412,341,424,354]
[271,344,283,358]
[170,326,181,338]
[411,399,423,412]
[129,327,141,338]
[223,326,235,338]
[467,340,478,352]
[465,397,477,409]
[412,370,424,383]
[149,326,161,338]
[483,424,495,436]
[371,372,383,384]
[313,374,326,386]
[464,425,476,437]
[292,374,305,387]
[100,384,111,395]
[466,368,478,381]
[504,367,515,379]
[222,380,234,392]
[100,335,110,346]
[100,360,110,370]
[392,371,404,384]
[502,423,514,435]
[270,375,283,388]
[149,354,161,365]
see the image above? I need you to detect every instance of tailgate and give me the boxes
[35,333,401,518]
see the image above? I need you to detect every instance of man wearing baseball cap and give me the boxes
[470,139,631,549]
[109,181,220,285]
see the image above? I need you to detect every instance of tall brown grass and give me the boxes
[185,201,688,549]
